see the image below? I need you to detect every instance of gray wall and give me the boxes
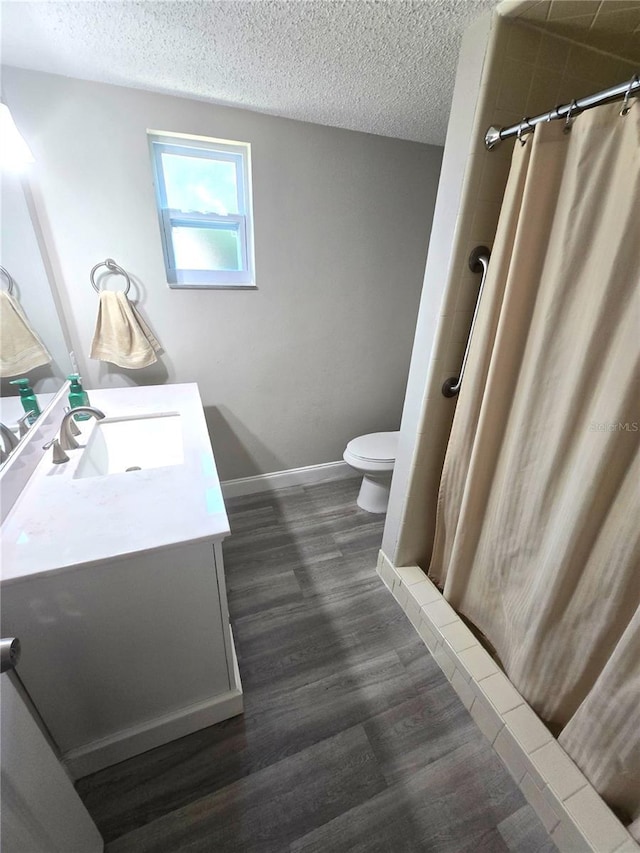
[3,67,442,480]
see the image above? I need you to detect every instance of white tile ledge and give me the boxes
[502,703,553,754]
[564,787,632,853]
[396,565,428,586]
[457,644,499,681]
[439,620,477,653]
[528,740,586,802]
[376,552,639,853]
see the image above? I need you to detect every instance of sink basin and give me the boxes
[74,413,183,479]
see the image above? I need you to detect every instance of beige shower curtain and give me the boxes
[429,101,640,834]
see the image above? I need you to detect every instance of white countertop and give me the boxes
[1,383,230,585]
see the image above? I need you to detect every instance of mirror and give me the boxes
[0,170,74,464]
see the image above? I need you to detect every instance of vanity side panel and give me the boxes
[213,539,237,690]
[1,542,231,755]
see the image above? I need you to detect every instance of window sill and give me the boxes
[167,282,258,291]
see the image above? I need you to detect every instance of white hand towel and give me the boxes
[0,290,52,377]
[90,291,161,369]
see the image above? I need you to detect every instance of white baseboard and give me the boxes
[221,460,358,499]
[64,689,243,779]
[64,641,244,779]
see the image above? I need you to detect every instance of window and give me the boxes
[148,132,255,287]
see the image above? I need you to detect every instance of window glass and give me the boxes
[171,225,241,271]
[161,152,239,215]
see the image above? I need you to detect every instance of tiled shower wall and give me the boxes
[393,12,637,568]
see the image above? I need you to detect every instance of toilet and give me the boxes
[343,431,399,514]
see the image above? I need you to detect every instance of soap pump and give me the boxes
[67,375,91,420]
[9,378,41,426]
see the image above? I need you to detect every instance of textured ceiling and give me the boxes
[0,0,499,145]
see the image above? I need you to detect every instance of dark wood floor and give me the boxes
[77,478,555,852]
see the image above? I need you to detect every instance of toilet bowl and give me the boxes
[343,431,399,514]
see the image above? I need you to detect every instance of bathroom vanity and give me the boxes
[0,383,242,778]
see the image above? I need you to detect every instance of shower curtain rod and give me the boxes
[485,73,639,149]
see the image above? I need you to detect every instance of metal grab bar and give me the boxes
[442,246,491,398]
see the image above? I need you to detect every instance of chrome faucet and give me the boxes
[0,422,19,463]
[17,412,32,438]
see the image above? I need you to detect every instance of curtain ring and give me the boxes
[548,105,561,122]
[620,73,639,116]
[517,117,533,146]
[563,99,578,134]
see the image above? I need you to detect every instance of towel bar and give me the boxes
[90,258,131,295]
[442,246,491,398]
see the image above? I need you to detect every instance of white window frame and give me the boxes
[148,131,255,288]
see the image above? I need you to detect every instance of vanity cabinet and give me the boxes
[0,383,242,778]
[2,539,241,778]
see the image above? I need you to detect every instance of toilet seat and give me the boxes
[344,432,398,476]
[345,431,398,464]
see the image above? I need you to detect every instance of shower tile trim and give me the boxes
[376,550,639,853]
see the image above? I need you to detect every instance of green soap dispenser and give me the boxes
[9,378,41,426]
[67,374,91,420]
